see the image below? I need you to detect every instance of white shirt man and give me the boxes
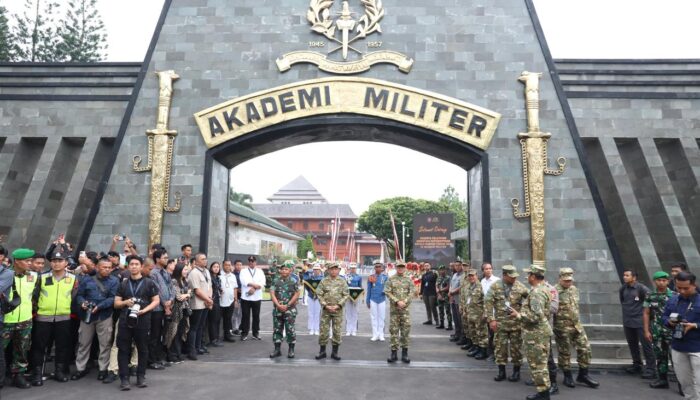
[220,267,239,307]
[480,263,500,295]
[238,256,266,339]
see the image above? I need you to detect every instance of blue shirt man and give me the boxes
[75,273,119,322]
[367,262,389,341]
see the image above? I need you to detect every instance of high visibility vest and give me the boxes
[37,272,75,317]
[4,271,38,324]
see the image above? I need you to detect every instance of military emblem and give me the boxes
[277,0,413,74]
[348,287,365,302]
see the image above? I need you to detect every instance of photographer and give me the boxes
[663,271,700,398]
[114,255,160,391]
[71,256,119,381]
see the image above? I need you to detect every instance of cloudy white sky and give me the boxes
[4,0,699,214]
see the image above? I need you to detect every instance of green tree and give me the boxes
[229,188,254,209]
[297,234,316,260]
[0,6,12,61]
[12,0,61,62]
[438,185,469,260]
[55,0,107,61]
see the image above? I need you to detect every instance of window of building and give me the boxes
[318,222,324,230]
[303,220,309,229]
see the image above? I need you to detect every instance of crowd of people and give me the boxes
[0,233,697,400]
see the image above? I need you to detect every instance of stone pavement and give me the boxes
[4,299,682,400]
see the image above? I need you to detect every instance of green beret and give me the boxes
[653,271,670,280]
[12,248,35,260]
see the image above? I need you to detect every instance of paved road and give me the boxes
[4,299,682,400]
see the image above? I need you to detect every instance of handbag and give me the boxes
[0,269,20,314]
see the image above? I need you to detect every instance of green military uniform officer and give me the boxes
[315,263,349,361]
[269,260,300,359]
[1,248,38,389]
[485,265,529,382]
[554,267,599,389]
[385,262,414,363]
[464,269,488,360]
[643,270,674,389]
[436,265,453,330]
[514,264,553,400]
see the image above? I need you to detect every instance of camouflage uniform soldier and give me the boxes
[315,263,349,361]
[385,262,414,363]
[436,265,453,330]
[460,270,472,348]
[269,261,300,359]
[485,265,529,382]
[515,265,553,400]
[554,267,599,389]
[643,270,674,389]
[464,269,488,360]
[1,249,37,389]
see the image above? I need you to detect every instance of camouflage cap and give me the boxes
[396,261,406,268]
[327,262,340,269]
[501,265,519,277]
[466,268,477,276]
[437,264,446,270]
[523,264,546,276]
[281,259,295,269]
[653,271,670,280]
[559,267,574,280]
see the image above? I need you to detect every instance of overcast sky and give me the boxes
[4,0,699,214]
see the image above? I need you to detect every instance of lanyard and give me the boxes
[129,279,144,298]
[248,268,256,279]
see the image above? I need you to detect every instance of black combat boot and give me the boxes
[562,370,575,388]
[315,345,327,360]
[387,349,398,363]
[330,344,341,361]
[475,347,489,360]
[55,364,69,382]
[401,348,411,364]
[649,373,669,389]
[445,322,453,331]
[508,365,521,382]
[467,346,480,357]
[287,344,295,359]
[576,368,599,388]
[31,367,43,387]
[456,337,469,346]
[526,390,550,400]
[495,365,507,382]
[270,343,282,358]
[12,373,31,389]
[549,381,559,395]
[436,319,445,329]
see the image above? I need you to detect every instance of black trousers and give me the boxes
[31,320,73,371]
[167,318,187,361]
[624,326,655,369]
[221,304,234,338]
[148,311,164,363]
[117,324,148,379]
[423,295,438,323]
[187,309,208,355]
[207,303,222,342]
[450,303,464,339]
[240,299,261,336]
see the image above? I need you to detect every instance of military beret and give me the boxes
[523,264,546,276]
[501,265,519,278]
[466,269,477,276]
[653,271,670,280]
[11,248,35,260]
[437,264,446,270]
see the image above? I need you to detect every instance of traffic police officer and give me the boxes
[385,261,414,363]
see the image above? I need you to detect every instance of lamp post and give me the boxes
[401,221,406,261]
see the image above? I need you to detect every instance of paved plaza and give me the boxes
[5,300,682,400]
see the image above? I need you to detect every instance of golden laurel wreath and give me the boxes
[306,0,385,43]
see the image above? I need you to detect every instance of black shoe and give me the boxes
[209,340,223,347]
[549,382,559,395]
[495,365,507,382]
[70,369,89,381]
[525,378,535,386]
[187,353,198,361]
[136,376,147,388]
[445,324,453,331]
[232,329,241,335]
[562,370,575,388]
[331,344,341,361]
[12,373,31,389]
[508,366,520,382]
[449,337,459,342]
[31,367,44,387]
[200,347,210,354]
[55,364,69,383]
[270,343,282,358]
[467,346,479,357]
[475,347,489,360]
[456,338,468,346]
[526,390,551,400]
[401,348,411,364]
[649,374,669,389]
[241,335,249,341]
[641,369,656,379]
[315,345,327,360]
[252,335,262,341]
[97,370,108,381]
[387,349,398,363]
[576,368,600,388]
[196,349,206,355]
[287,344,295,359]
[224,336,237,343]
[120,378,131,391]
[462,343,473,351]
[161,361,172,367]
[102,372,117,384]
[147,362,165,370]
[436,323,445,329]
[422,321,433,325]
[625,364,642,374]
[129,366,137,377]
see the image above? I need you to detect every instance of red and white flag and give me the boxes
[389,209,402,261]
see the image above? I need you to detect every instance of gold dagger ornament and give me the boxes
[133,70,182,248]
[511,72,566,267]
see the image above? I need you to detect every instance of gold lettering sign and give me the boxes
[194,77,501,150]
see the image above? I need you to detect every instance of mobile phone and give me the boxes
[79,251,86,257]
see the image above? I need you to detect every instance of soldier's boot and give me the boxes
[494,365,507,382]
[31,367,43,387]
[649,373,669,389]
[467,345,480,357]
[562,370,575,388]
[387,349,398,363]
[525,390,551,400]
[55,364,69,383]
[475,347,489,360]
[549,382,559,395]
[508,365,521,382]
[436,319,445,329]
[269,343,282,358]
[330,344,341,361]
[287,344,295,359]
[445,322,453,331]
[12,373,31,389]
[401,348,411,364]
[576,368,599,388]
[315,345,327,360]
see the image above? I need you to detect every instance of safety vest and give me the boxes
[4,271,38,324]
[37,272,75,317]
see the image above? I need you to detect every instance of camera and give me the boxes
[127,299,143,328]
[670,313,685,340]
[83,301,97,324]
